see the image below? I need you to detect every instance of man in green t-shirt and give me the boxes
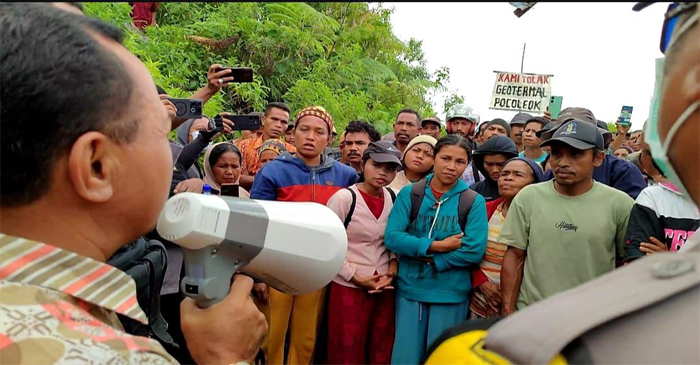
[500,120,634,314]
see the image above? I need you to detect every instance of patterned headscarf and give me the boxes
[258,139,287,157]
[295,106,334,134]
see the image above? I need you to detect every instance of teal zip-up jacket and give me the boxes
[385,174,488,304]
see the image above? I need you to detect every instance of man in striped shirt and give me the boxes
[0,4,266,364]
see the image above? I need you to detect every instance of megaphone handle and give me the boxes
[180,247,245,308]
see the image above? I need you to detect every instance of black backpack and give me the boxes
[107,238,182,358]
[343,187,397,228]
[409,179,477,232]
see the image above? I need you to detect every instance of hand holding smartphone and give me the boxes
[214,67,254,83]
[220,184,240,197]
[213,114,261,131]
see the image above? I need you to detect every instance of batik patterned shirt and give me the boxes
[0,234,176,364]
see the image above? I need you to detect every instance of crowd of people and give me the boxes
[1,2,699,365]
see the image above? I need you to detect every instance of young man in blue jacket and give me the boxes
[539,107,646,199]
[250,106,357,365]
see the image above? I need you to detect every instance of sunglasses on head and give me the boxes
[660,2,697,53]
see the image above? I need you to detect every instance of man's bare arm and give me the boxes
[190,64,234,105]
[500,246,526,316]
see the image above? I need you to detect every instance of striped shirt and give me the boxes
[0,234,176,364]
[469,202,507,318]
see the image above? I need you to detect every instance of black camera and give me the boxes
[167,98,203,119]
[207,114,262,134]
[208,115,225,133]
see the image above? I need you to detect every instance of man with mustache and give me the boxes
[421,116,443,140]
[500,120,634,313]
[342,120,381,173]
[392,108,421,154]
[509,112,532,153]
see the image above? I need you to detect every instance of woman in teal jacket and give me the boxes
[385,135,488,364]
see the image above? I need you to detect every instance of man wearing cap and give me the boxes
[421,116,443,140]
[445,104,484,186]
[541,107,646,199]
[250,105,358,365]
[500,120,634,314]
[510,112,532,152]
[482,118,511,141]
[470,136,519,202]
[392,108,421,154]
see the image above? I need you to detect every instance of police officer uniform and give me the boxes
[424,231,700,364]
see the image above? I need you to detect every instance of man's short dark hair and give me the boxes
[265,102,291,116]
[524,116,549,130]
[1,3,136,207]
[396,108,422,122]
[344,120,381,143]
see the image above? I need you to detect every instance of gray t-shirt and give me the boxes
[499,181,634,309]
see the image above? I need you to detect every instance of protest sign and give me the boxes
[490,71,553,113]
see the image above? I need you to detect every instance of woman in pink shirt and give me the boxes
[326,141,402,364]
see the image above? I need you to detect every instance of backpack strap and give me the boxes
[386,187,397,203]
[409,179,427,226]
[458,189,478,233]
[343,187,357,229]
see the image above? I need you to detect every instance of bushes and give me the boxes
[85,2,459,141]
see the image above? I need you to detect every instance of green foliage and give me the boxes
[443,93,466,116]
[607,122,617,132]
[84,2,453,142]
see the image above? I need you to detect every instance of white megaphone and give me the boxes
[156,193,347,308]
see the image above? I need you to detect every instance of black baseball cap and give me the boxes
[510,112,533,126]
[363,141,402,166]
[540,120,604,151]
[537,107,599,141]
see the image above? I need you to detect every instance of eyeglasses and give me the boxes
[660,2,697,53]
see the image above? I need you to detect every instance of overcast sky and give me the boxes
[386,2,667,130]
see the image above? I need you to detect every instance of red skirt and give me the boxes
[326,281,395,364]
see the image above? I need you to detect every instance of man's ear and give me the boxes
[67,132,118,203]
[593,150,606,168]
